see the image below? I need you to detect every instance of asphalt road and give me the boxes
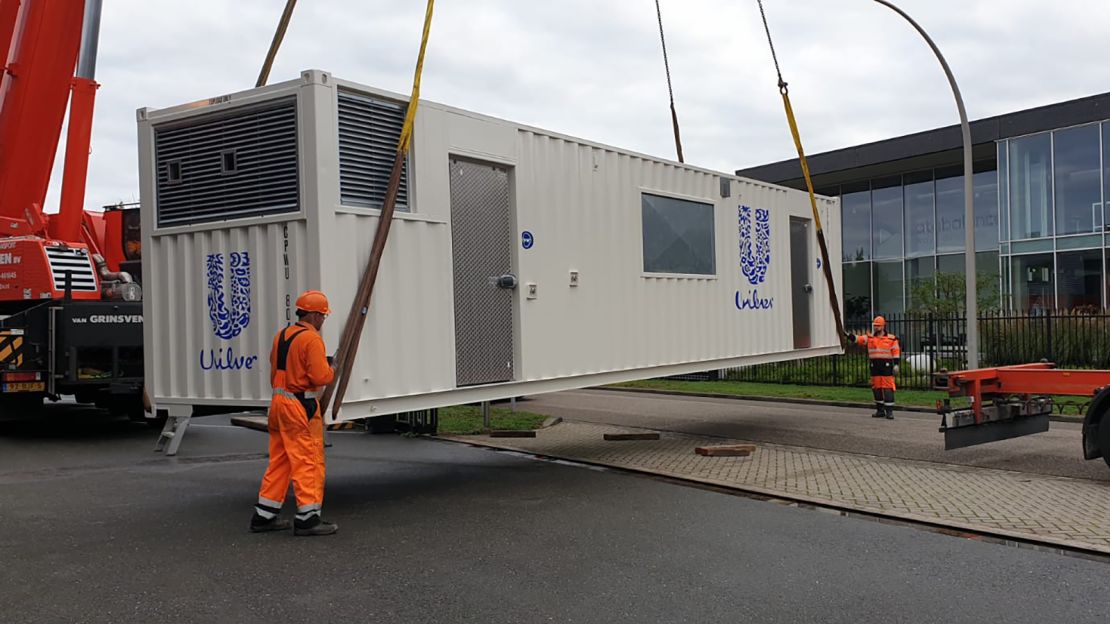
[1,409,1108,623]
[520,390,1110,482]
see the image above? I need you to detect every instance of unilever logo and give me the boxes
[200,251,259,371]
[735,206,774,311]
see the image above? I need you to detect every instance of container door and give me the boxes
[449,158,515,386]
[790,217,812,349]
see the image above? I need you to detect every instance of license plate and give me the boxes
[3,382,44,392]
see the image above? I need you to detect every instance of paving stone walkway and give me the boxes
[446,421,1110,554]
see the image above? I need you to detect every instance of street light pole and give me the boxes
[872,0,978,369]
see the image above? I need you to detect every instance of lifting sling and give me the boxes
[322,0,436,419]
[755,0,848,344]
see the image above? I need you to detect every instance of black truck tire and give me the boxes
[1100,415,1110,469]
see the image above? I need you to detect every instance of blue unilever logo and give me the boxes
[200,251,259,371]
[735,206,774,311]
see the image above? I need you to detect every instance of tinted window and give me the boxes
[841,190,871,262]
[1053,125,1101,235]
[641,193,716,275]
[1009,134,1053,239]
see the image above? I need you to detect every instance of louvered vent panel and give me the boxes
[154,98,300,227]
[46,247,98,292]
[337,91,409,210]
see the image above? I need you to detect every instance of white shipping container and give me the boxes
[137,70,843,425]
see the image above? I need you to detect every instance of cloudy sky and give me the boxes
[45,0,1110,211]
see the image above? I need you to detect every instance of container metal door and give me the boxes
[790,217,812,349]
[449,158,515,386]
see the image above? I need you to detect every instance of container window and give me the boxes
[641,193,715,275]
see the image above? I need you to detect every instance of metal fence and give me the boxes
[726,311,1110,390]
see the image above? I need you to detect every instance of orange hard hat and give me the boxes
[872,315,886,327]
[295,290,331,315]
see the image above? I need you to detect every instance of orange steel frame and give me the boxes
[940,362,1110,420]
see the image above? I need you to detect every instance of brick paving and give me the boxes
[446,421,1110,554]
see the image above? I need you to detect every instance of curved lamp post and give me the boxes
[872,0,978,369]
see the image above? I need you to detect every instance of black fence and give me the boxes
[727,311,1110,390]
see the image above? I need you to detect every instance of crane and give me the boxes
[0,0,144,419]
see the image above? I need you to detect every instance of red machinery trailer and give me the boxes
[0,0,143,418]
[936,362,1110,468]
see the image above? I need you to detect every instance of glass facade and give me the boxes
[837,120,1110,316]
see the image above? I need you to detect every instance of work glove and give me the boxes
[893,364,900,375]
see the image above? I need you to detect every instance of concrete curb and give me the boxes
[596,386,1086,424]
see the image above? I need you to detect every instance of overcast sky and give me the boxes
[48,0,1110,211]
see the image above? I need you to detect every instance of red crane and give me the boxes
[0,0,143,418]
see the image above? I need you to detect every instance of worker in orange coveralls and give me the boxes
[250,290,338,536]
[844,315,901,420]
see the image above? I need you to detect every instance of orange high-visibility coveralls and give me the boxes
[254,322,334,525]
[854,332,901,416]
[855,332,901,390]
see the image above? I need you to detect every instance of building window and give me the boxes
[871,178,903,259]
[1011,253,1054,312]
[1103,122,1110,229]
[1056,249,1102,311]
[1053,124,1101,235]
[843,262,872,320]
[906,256,935,312]
[640,193,715,275]
[841,188,871,262]
[935,170,965,252]
[998,143,1009,243]
[904,172,935,257]
[873,260,904,315]
[973,170,1000,250]
[1009,134,1053,240]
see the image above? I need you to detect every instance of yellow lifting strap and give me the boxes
[323,0,436,418]
[398,0,435,154]
[755,0,848,345]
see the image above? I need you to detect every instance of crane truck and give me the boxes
[0,0,144,420]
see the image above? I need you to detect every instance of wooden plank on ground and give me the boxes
[230,415,269,433]
[695,444,756,457]
[490,430,537,438]
[603,432,661,441]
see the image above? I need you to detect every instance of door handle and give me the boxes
[803,283,813,293]
[489,274,518,289]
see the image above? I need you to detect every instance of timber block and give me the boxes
[603,432,661,441]
[489,430,537,438]
[694,444,756,457]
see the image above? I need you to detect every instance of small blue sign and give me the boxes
[522,230,534,250]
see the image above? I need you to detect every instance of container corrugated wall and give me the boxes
[145,220,311,405]
[513,130,840,381]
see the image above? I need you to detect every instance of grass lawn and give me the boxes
[611,379,963,408]
[437,405,548,435]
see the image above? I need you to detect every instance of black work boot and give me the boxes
[885,406,895,420]
[249,512,291,533]
[872,404,885,418]
[295,515,338,536]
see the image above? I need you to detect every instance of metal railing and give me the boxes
[726,310,1110,390]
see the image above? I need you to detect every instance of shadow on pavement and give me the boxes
[0,403,151,440]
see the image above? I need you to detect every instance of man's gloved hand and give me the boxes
[893,364,900,375]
